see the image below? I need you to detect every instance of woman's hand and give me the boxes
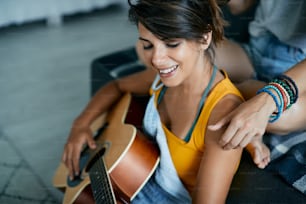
[208,93,275,149]
[60,67,154,180]
[61,122,96,180]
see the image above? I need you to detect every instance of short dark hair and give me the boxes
[128,0,227,61]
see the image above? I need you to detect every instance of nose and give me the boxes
[152,46,166,67]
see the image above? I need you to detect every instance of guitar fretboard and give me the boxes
[88,154,116,204]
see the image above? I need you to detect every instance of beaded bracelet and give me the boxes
[257,87,283,123]
[272,78,296,107]
[269,82,289,111]
[257,74,299,123]
[276,74,299,103]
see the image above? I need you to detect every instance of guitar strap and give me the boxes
[141,75,192,203]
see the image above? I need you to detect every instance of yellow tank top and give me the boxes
[152,70,243,193]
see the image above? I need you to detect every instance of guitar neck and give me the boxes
[88,151,116,204]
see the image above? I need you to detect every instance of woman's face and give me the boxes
[138,23,208,87]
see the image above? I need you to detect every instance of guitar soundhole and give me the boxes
[85,147,106,172]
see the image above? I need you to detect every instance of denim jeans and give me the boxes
[131,174,189,204]
[242,34,306,82]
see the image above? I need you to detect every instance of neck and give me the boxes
[179,59,214,95]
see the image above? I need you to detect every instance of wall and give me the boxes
[0,0,124,27]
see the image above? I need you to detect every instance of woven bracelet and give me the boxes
[257,87,282,123]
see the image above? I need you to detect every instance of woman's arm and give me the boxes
[283,58,306,97]
[267,59,306,133]
[211,59,306,149]
[193,94,243,204]
[62,67,155,179]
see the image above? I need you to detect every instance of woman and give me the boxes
[62,0,243,203]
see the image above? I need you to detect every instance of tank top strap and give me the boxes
[184,65,217,142]
[157,86,168,105]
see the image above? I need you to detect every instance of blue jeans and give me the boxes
[131,174,189,204]
[242,34,306,82]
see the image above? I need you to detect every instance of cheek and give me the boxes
[176,44,198,58]
[141,51,154,67]
[174,48,196,65]
[175,51,185,59]
[143,51,152,61]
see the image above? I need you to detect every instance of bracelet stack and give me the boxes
[256,74,299,123]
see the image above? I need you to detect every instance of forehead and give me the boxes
[137,22,199,48]
[138,23,176,42]
[138,23,154,38]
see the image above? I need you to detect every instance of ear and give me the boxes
[200,31,212,50]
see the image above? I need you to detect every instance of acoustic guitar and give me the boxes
[53,93,160,204]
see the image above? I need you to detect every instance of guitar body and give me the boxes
[53,93,160,204]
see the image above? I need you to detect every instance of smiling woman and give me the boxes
[61,0,244,203]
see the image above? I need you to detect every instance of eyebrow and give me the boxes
[138,37,150,42]
[139,37,172,42]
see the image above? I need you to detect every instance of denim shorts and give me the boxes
[241,34,306,82]
[131,175,189,204]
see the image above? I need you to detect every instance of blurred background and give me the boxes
[0,1,137,203]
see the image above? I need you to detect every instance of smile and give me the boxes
[159,65,178,74]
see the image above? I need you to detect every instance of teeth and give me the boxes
[159,65,177,74]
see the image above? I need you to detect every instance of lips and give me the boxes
[159,65,178,75]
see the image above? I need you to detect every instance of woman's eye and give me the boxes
[166,42,180,48]
[143,44,153,50]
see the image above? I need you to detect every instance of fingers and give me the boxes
[62,144,75,180]
[87,136,97,149]
[239,132,261,148]
[73,135,97,174]
[220,127,263,150]
[218,122,239,147]
[216,111,265,150]
[221,126,246,150]
[208,114,231,131]
[63,143,82,180]
[72,145,81,178]
[62,131,96,180]
[208,114,240,148]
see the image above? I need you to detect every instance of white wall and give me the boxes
[0,0,124,27]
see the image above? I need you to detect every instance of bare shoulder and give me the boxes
[207,94,243,141]
[209,94,243,125]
